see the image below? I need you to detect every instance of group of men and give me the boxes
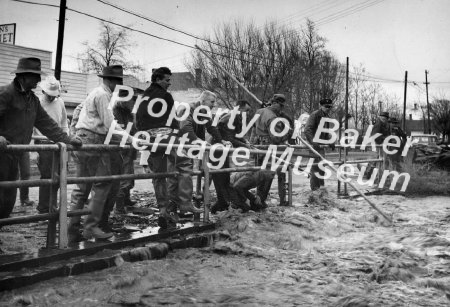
[0,57,337,242]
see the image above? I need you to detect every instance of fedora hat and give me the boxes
[12,57,45,75]
[272,94,286,105]
[41,76,61,96]
[98,65,124,79]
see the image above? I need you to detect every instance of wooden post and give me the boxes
[55,0,67,81]
[58,143,68,249]
[344,57,349,195]
[46,150,59,248]
[403,71,408,131]
[202,154,210,223]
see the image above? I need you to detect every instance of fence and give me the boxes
[0,142,386,249]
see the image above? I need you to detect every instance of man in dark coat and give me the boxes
[304,98,335,191]
[0,57,81,219]
[136,67,202,230]
[253,94,291,205]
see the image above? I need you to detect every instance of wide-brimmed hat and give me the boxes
[12,57,45,75]
[380,111,389,118]
[272,94,286,105]
[41,76,61,96]
[98,65,124,79]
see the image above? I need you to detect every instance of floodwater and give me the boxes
[2,181,450,306]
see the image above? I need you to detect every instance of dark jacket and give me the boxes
[136,83,178,131]
[304,109,331,146]
[212,112,249,148]
[0,78,71,145]
[372,119,390,144]
[253,106,291,145]
[179,102,222,143]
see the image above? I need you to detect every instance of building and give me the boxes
[1,43,202,117]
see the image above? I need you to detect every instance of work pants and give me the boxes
[310,148,325,191]
[99,151,122,227]
[210,151,232,207]
[0,153,19,219]
[18,151,31,202]
[147,139,192,211]
[231,170,274,208]
[116,149,136,202]
[36,140,57,212]
[68,129,112,232]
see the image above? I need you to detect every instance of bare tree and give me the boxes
[185,19,343,115]
[430,98,450,141]
[77,22,143,75]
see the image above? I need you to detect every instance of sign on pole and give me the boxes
[0,23,16,45]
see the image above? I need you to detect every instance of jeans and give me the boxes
[18,151,31,202]
[68,129,112,232]
[0,153,19,218]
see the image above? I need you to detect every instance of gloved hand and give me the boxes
[69,136,82,147]
[329,143,336,151]
[0,136,9,150]
[221,140,232,147]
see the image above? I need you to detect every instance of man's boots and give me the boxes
[115,196,126,214]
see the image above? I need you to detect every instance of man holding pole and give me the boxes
[253,94,290,205]
[304,98,335,191]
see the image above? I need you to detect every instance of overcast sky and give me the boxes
[2,0,450,103]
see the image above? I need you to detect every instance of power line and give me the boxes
[95,0,284,65]
[315,0,385,27]
[11,0,58,7]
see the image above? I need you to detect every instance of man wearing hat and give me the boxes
[0,57,82,219]
[304,98,335,191]
[253,93,291,206]
[69,65,135,240]
[372,111,391,145]
[34,76,69,214]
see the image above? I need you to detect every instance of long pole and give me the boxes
[55,0,67,81]
[403,71,408,131]
[344,57,349,195]
[425,70,431,134]
[195,45,392,225]
[195,45,262,106]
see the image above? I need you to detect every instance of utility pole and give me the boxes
[425,70,431,134]
[378,100,382,112]
[54,0,67,81]
[403,71,408,131]
[344,57,349,195]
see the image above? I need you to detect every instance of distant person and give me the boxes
[372,111,391,144]
[35,76,69,213]
[0,57,81,219]
[304,98,335,191]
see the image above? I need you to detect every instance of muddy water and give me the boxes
[2,193,450,306]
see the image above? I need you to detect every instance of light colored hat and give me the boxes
[41,76,61,96]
